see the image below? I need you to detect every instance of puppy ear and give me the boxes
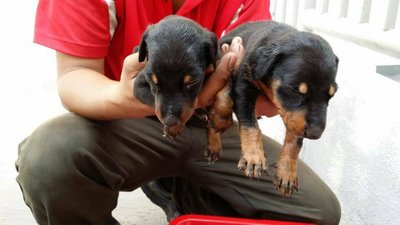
[334,55,339,66]
[138,25,154,62]
[138,32,148,62]
[203,32,218,69]
[250,45,282,80]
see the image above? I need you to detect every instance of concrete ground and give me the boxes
[1,1,399,225]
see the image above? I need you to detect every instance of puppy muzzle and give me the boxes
[162,115,184,139]
[304,125,325,139]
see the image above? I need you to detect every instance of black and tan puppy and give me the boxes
[210,21,338,197]
[134,16,218,138]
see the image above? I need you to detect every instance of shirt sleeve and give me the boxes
[34,0,111,58]
[222,0,272,37]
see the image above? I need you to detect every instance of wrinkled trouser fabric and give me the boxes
[16,113,341,225]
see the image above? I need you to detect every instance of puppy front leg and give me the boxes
[273,130,303,198]
[205,83,233,163]
[234,78,267,178]
[205,129,222,163]
[209,83,233,133]
[237,125,267,178]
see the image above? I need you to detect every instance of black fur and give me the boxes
[133,15,218,137]
[221,21,338,139]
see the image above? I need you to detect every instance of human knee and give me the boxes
[16,115,97,188]
[316,190,341,225]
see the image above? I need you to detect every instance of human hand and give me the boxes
[118,52,154,117]
[121,52,145,91]
[197,37,245,107]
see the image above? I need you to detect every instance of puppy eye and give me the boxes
[287,87,306,106]
[186,80,196,89]
[184,76,201,90]
[183,75,193,89]
[288,87,303,96]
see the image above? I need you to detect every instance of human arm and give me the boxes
[56,52,154,120]
[55,38,251,120]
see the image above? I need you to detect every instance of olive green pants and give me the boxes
[16,113,340,225]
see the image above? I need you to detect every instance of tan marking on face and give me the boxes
[281,110,307,137]
[298,82,308,94]
[183,74,192,85]
[151,74,158,85]
[154,97,162,123]
[269,79,307,136]
[165,123,185,138]
[156,97,197,138]
[156,97,197,127]
[180,97,197,125]
[270,79,283,112]
[329,85,335,96]
[271,79,281,90]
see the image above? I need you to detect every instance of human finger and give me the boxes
[121,53,146,80]
[197,52,237,107]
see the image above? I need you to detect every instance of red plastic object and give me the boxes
[169,214,315,225]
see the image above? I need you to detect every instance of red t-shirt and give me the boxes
[34,0,271,80]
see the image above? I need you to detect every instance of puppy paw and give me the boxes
[205,128,222,163]
[272,161,298,198]
[237,152,268,178]
[204,149,222,163]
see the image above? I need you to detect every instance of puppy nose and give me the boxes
[304,126,324,139]
[163,115,180,127]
